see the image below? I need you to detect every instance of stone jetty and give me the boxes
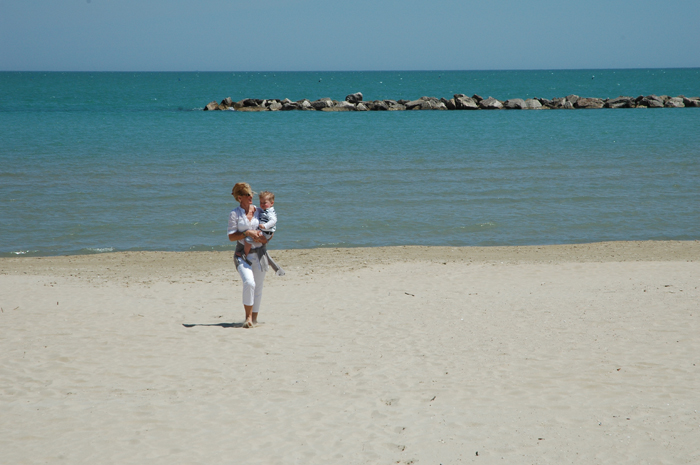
[204,92,700,111]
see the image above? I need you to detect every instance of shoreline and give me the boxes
[2,240,698,280]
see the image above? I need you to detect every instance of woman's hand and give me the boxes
[245,229,263,239]
[258,232,273,244]
[229,229,261,242]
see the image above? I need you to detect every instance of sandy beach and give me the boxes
[1,241,698,465]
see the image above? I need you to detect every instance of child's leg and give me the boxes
[235,240,252,266]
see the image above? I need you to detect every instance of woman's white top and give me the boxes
[228,206,263,248]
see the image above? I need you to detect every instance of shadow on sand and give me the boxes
[182,322,245,329]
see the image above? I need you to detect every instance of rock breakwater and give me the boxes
[204,92,700,111]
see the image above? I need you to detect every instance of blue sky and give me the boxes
[1,0,699,71]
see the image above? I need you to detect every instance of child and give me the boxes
[242,191,277,261]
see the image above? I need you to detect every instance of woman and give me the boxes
[228,182,270,328]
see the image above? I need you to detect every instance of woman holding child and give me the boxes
[227,182,276,328]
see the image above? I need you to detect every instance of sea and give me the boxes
[1,69,699,257]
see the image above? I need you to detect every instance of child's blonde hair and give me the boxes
[259,191,275,201]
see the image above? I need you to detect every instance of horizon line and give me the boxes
[2,67,699,74]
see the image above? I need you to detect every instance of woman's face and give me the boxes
[238,192,253,208]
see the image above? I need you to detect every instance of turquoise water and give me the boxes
[1,70,699,256]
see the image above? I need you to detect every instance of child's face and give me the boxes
[259,196,274,210]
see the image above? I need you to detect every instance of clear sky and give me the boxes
[2,0,699,71]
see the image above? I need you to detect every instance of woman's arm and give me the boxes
[227,207,266,242]
[228,229,261,242]
[228,209,258,241]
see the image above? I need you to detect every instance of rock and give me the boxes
[310,98,333,110]
[479,97,503,110]
[561,101,575,109]
[221,97,233,107]
[236,105,267,112]
[356,103,369,111]
[565,94,580,104]
[524,98,543,109]
[404,99,424,110]
[371,100,389,111]
[442,98,456,110]
[405,98,444,110]
[605,96,634,109]
[547,97,566,109]
[204,101,219,111]
[397,99,410,105]
[504,98,526,109]
[337,100,356,109]
[574,97,604,109]
[281,102,300,111]
[234,98,260,109]
[282,98,293,105]
[472,94,484,103]
[455,96,479,110]
[419,96,440,104]
[267,101,283,111]
[345,92,363,103]
[683,97,700,107]
[642,95,664,108]
[322,100,356,111]
[665,97,685,108]
[385,100,405,111]
[296,99,314,110]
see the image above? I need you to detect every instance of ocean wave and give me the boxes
[83,247,115,254]
[11,250,39,255]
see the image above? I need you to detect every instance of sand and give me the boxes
[1,241,698,465]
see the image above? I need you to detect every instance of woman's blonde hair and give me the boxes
[232,182,254,202]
